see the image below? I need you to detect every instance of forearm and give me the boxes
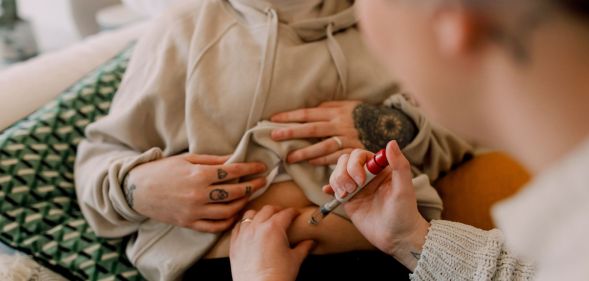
[74,140,161,237]
[384,94,474,181]
[410,220,535,281]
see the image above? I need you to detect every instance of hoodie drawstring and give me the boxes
[326,23,348,100]
[245,8,279,129]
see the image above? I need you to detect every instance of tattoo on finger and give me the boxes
[245,186,253,196]
[217,169,228,180]
[209,189,229,201]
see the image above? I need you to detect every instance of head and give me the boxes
[356,0,589,172]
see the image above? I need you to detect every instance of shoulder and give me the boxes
[153,0,235,33]
[133,0,237,57]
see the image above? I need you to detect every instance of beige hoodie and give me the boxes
[74,0,472,280]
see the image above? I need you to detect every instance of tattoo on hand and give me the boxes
[217,169,228,180]
[411,251,421,261]
[123,177,137,209]
[245,186,253,196]
[209,189,229,201]
[353,103,418,152]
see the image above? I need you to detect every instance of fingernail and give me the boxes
[354,176,363,186]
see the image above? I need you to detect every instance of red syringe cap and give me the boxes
[366,149,389,174]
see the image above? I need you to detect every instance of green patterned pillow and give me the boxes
[0,46,144,281]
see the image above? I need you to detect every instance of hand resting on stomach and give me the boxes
[204,180,376,258]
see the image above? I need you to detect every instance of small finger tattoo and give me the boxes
[245,186,253,196]
[209,189,229,201]
[217,169,228,180]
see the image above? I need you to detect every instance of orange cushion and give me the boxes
[434,152,530,230]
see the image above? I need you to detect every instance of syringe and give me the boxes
[308,148,389,225]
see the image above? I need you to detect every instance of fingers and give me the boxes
[291,240,315,262]
[386,140,413,184]
[319,100,360,108]
[347,149,374,186]
[206,177,266,203]
[254,205,281,223]
[271,107,332,123]
[322,184,335,195]
[202,197,249,220]
[195,162,267,184]
[308,148,354,166]
[184,154,231,165]
[329,154,357,198]
[271,122,337,141]
[270,208,300,230]
[191,217,237,233]
[231,209,257,238]
[286,137,343,163]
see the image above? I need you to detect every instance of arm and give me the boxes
[326,143,534,280]
[75,14,268,237]
[269,93,472,182]
[354,94,473,181]
[74,16,185,237]
[410,220,535,280]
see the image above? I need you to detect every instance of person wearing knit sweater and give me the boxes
[229,0,589,280]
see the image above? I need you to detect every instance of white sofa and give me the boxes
[0,22,147,131]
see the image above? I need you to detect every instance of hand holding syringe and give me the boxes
[309,148,388,225]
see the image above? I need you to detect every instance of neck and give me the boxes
[485,18,589,174]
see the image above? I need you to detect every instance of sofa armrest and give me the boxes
[0,22,147,132]
[434,152,530,230]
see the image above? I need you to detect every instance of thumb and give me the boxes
[291,240,316,262]
[386,141,413,184]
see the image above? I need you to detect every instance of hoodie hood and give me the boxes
[229,0,356,41]
[226,0,357,128]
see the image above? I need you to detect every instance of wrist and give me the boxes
[122,169,140,211]
[390,218,430,271]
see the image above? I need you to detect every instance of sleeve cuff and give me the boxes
[411,220,505,280]
[108,147,163,222]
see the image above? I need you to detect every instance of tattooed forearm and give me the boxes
[217,169,228,180]
[209,189,229,201]
[353,103,418,152]
[123,177,137,209]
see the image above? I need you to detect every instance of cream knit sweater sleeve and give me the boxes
[411,220,535,281]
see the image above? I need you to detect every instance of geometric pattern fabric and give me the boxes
[0,46,143,281]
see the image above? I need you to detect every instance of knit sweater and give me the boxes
[412,138,589,280]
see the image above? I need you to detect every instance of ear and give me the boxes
[431,6,484,57]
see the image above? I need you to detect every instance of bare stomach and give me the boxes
[203,181,375,259]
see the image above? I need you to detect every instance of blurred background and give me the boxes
[19,0,148,51]
[0,0,161,67]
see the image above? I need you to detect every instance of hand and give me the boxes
[230,206,315,281]
[324,141,430,271]
[126,153,267,233]
[270,101,365,165]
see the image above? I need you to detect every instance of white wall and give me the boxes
[18,0,80,53]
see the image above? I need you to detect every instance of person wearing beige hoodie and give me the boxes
[230,0,589,281]
[74,0,472,280]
